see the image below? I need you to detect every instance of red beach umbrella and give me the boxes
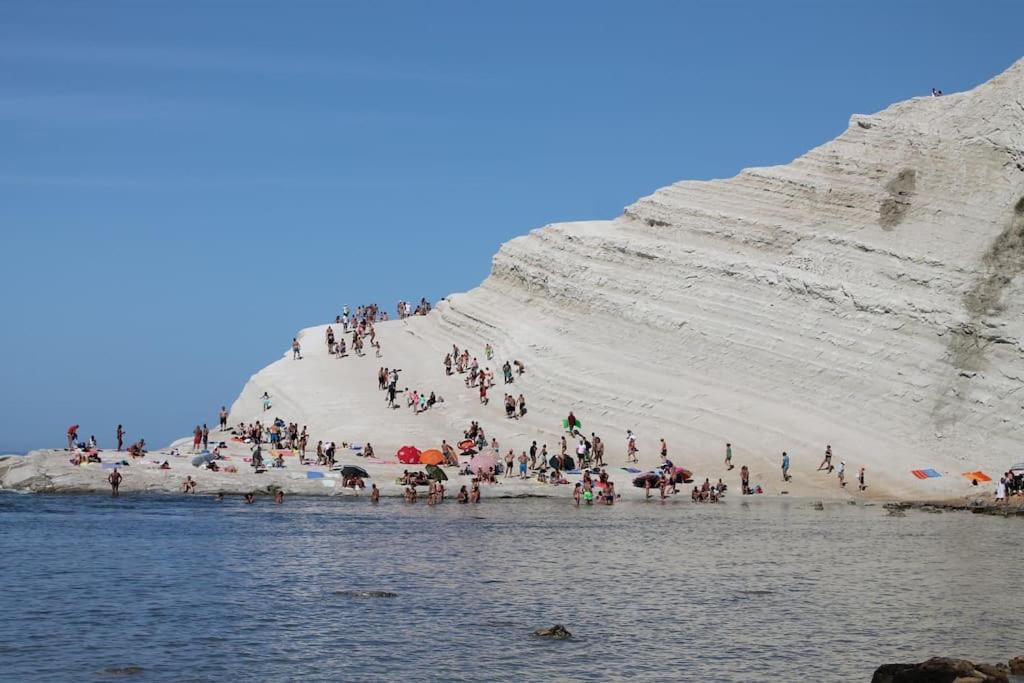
[396,445,422,464]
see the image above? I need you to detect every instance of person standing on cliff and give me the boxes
[116,424,125,451]
[781,452,791,482]
[219,406,229,430]
[740,465,750,495]
[108,468,122,497]
[292,338,302,359]
[201,424,209,451]
[818,445,833,472]
[66,424,79,451]
[725,443,733,470]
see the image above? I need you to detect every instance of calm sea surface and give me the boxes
[0,493,1020,682]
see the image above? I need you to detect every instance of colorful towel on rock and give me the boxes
[911,469,942,479]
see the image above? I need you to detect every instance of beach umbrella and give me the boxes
[1010,463,1024,473]
[396,445,421,464]
[548,455,575,471]
[469,452,497,474]
[426,464,448,481]
[633,472,662,488]
[457,439,476,453]
[341,465,369,478]
[419,449,444,466]
[191,453,214,467]
[674,467,694,484]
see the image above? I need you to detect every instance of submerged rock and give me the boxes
[871,657,1008,682]
[333,590,398,598]
[1009,656,1024,675]
[99,666,145,677]
[534,624,571,640]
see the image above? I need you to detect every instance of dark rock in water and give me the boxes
[534,624,571,640]
[1009,656,1024,674]
[333,590,398,598]
[100,666,145,677]
[812,501,824,510]
[871,657,1008,682]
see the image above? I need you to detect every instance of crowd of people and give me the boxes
[61,308,1023,508]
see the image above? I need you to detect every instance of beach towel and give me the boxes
[306,471,325,479]
[621,467,641,474]
[963,471,992,482]
[320,479,336,488]
[911,469,942,479]
[101,463,119,470]
[365,457,398,465]
[567,469,582,475]
[272,450,293,458]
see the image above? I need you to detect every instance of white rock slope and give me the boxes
[226,60,1024,499]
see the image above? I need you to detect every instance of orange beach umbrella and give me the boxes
[419,449,444,466]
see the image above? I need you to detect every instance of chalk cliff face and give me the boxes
[230,60,1024,496]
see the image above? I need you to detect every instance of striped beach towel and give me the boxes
[911,469,942,479]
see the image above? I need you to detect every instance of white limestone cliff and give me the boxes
[222,59,1024,499]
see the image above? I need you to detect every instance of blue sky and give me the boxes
[1,1,1021,452]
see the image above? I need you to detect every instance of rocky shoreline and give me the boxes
[887,500,1024,518]
[873,655,1024,682]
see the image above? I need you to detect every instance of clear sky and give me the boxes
[1,1,1021,453]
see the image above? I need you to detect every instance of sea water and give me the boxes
[0,493,1020,682]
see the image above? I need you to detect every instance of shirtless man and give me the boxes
[592,435,604,466]
[370,484,380,503]
[219,406,229,430]
[107,468,123,497]
[292,338,302,359]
